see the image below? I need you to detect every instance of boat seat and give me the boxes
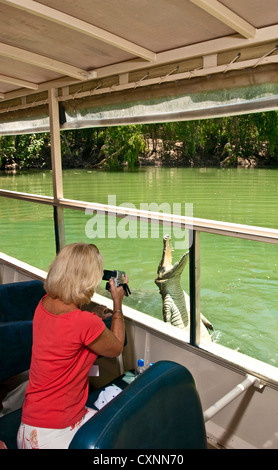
[0,280,46,448]
[0,279,45,323]
[0,280,46,382]
[70,360,207,449]
[0,408,22,449]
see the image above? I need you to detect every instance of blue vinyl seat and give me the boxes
[70,360,207,449]
[0,280,46,382]
[0,280,46,449]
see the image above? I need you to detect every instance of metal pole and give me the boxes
[203,374,261,422]
[48,88,65,252]
[189,230,201,346]
[53,206,64,253]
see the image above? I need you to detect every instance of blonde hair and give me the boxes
[44,243,103,307]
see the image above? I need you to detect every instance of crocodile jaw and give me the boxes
[156,234,189,280]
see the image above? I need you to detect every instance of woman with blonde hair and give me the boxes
[17,243,127,449]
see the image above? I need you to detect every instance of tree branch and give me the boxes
[92,143,127,168]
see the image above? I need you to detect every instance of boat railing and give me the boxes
[1,188,278,243]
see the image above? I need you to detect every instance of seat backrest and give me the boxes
[0,280,46,381]
[69,360,207,449]
[0,280,45,322]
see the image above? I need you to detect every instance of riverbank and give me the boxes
[139,153,269,168]
[2,152,274,172]
[138,139,274,169]
[1,136,276,172]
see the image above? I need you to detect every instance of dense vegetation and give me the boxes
[1,111,277,170]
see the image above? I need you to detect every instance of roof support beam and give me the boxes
[48,87,65,252]
[0,43,89,80]
[95,25,277,79]
[189,0,257,38]
[1,24,277,102]
[0,73,38,90]
[1,0,156,62]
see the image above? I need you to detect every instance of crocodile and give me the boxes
[155,234,213,343]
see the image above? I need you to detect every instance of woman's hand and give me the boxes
[108,275,129,306]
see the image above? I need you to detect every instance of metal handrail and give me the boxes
[203,374,263,422]
[1,188,278,244]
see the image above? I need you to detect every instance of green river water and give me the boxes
[0,167,277,366]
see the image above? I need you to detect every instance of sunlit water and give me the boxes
[1,167,277,366]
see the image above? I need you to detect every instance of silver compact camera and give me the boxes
[102,270,131,296]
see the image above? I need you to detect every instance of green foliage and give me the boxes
[100,125,146,168]
[253,111,278,160]
[161,121,197,158]
[0,111,277,169]
[0,135,16,166]
[0,133,49,169]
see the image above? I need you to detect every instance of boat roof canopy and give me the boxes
[0,0,278,134]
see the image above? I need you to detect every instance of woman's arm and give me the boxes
[88,278,127,357]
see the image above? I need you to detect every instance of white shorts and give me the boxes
[17,407,97,449]
[17,385,122,449]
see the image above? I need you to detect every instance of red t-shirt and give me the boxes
[22,296,106,429]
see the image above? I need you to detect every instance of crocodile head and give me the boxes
[155,234,189,281]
